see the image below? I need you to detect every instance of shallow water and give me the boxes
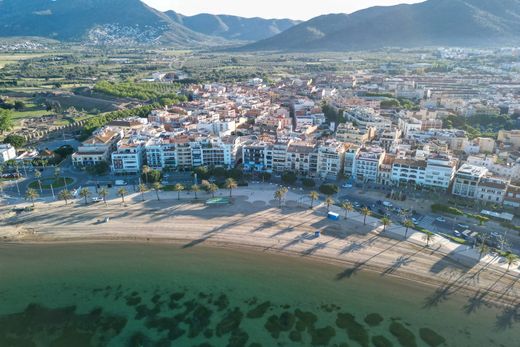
[0,243,517,347]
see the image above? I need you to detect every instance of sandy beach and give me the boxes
[1,183,519,307]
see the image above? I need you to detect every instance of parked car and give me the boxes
[457,223,470,230]
[436,216,446,223]
[342,183,353,188]
[453,230,462,237]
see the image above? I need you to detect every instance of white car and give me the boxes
[436,216,446,223]
[342,183,353,188]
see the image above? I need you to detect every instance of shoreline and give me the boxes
[3,234,518,309]
[2,186,519,308]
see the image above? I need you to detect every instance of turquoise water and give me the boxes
[0,243,517,347]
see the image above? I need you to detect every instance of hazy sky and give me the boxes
[143,0,424,20]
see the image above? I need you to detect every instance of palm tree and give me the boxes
[58,189,72,205]
[34,170,43,193]
[191,184,200,199]
[325,197,334,212]
[174,183,184,200]
[138,184,147,201]
[208,183,219,198]
[361,207,371,225]
[309,191,319,209]
[142,165,151,184]
[225,178,238,197]
[25,188,39,207]
[478,241,489,260]
[79,187,91,205]
[99,188,108,206]
[274,187,288,208]
[403,219,414,239]
[423,231,434,248]
[381,216,391,232]
[341,201,353,219]
[152,182,162,201]
[117,187,128,204]
[505,253,519,272]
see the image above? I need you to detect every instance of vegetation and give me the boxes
[0,109,13,134]
[117,187,128,204]
[58,189,72,205]
[361,207,371,225]
[94,81,187,104]
[274,187,288,208]
[319,183,339,196]
[281,171,297,185]
[443,113,517,139]
[341,202,353,219]
[403,219,414,239]
[431,204,464,216]
[99,188,109,206]
[301,178,315,188]
[138,184,148,201]
[309,191,319,209]
[25,188,39,207]
[79,188,91,205]
[29,177,73,190]
[3,134,26,148]
[423,231,435,247]
[381,217,391,232]
[224,178,237,197]
[325,197,335,212]
[191,184,200,199]
[152,182,162,201]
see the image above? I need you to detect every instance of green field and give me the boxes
[29,177,73,190]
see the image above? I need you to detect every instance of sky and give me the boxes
[143,0,424,20]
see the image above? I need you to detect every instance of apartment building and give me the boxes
[335,122,375,145]
[475,176,509,204]
[352,147,386,182]
[316,141,346,179]
[452,164,488,198]
[72,128,120,167]
[0,144,16,164]
[111,139,146,174]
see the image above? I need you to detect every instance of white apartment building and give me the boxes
[452,164,488,198]
[0,144,16,164]
[352,147,386,182]
[345,107,392,131]
[424,154,457,190]
[467,155,520,182]
[111,139,146,174]
[475,177,509,204]
[316,141,346,179]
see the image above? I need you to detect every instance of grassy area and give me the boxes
[11,109,53,120]
[29,177,73,190]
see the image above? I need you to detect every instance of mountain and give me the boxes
[241,0,520,51]
[165,11,300,42]
[0,0,217,46]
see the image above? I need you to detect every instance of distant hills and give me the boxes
[0,0,298,45]
[241,0,520,51]
[0,0,217,46]
[165,11,300,42]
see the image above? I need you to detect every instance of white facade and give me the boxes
[0,144,16,164]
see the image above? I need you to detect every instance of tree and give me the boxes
[274,187,288,208]
[505,253,519,272]
[3,134,26,148]
[117,187,128,204]
[309,191,319,209]
[34,170,43,193]
[403,219,414,239]
[478,241,489,260]
[302,178,315,188]
[325,197,335,212]
[224,178,237,197]
[58,189,72,205]
[341,202,353,219]
[361,207,371,225]
[0,109,13,134]
[281,171,297,185]
[208,183,219,198]
[14,100,25,111]
[174,183,184,200]
[152,182,162,201]
[138,184,147,201]
[319,183,339,196]
[191,184,200,199]
[25,188,39,207]
[423,231,434,248]
[99,188,108,206]
[142,165,151,184]
[79,187,91,205]
[381,217,391,232]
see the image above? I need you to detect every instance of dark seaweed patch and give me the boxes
[187,305,213,338]
[310,326,336,346]
[247,301,271,319]
[364,313,384,327]
[216,308,243,337]
[372,335,393,347]
[294,309,318,332]
[389,322,416,347]
[289,330,302,342]
[419,328,446,347]
[264,312,295,338]
[336,313,369,347]
[214,294,230,311]
[228,329,249,347]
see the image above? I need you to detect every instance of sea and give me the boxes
[0,243,517,347]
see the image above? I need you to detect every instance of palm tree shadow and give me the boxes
[336,261,365,280]
[463,290,488,315]
[423,285,452,309]
[381,256,414,276]
[301,241,330,256]
[495,303,520,331]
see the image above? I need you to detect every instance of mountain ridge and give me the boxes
[240,0,520,51]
